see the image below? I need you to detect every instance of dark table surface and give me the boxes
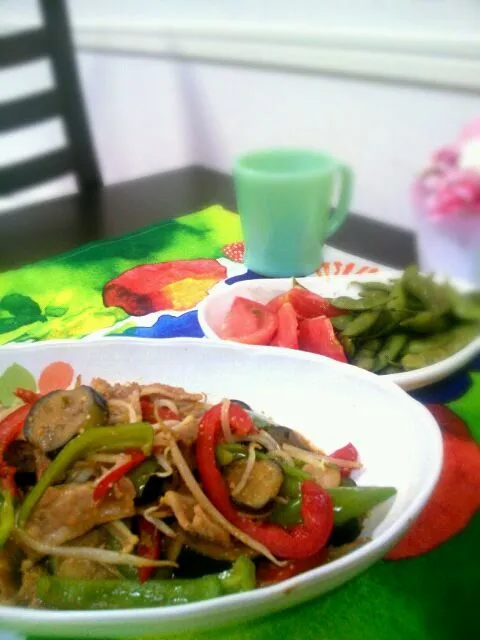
[0,166,416,272]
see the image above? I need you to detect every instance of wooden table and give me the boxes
[0,166,416,271]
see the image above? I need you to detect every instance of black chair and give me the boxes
[0,0,101,196]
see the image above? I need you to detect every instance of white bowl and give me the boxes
[198,272,480,391]
[0,338,442,638]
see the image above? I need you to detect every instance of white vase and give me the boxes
[415,209,480,285]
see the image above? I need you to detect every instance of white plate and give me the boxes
[198,272,480,391]
[0,338,442,638]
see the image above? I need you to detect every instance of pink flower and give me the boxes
[423,168,480,217]
[432,145,459,167]
[414,116,480,218]
[458,117,480,145]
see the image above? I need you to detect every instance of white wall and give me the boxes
[4,0,480,33]
[1,0,479,229]
[166,61,479,230]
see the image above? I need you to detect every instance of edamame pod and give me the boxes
[374,333,409,372]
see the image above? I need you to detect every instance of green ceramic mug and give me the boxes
[234,148,354,277]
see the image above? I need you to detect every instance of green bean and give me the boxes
[352,338,383,371]
[385,279,407,311]
[343,311,381,337]
[402,348,450,370]
[365,309,410,339]
[400,311,451,334]
[405,296,425,312]
[330,291,388,311]
[448,287,480,322]
[332,269,480,374]
[382,365,404,375]
[340,335,356,358]
[373,333,409,372]
[402,265,450,314]
[353,281,393,293]
[403,331,455,355]
[331,315,354,331]
[401,323,480,370]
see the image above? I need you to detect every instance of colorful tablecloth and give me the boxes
[0,205,478,640]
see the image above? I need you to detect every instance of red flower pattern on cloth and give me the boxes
[316,261,379,276]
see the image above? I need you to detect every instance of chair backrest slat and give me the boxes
[0,28,48,66]
[0,90,60,132]
[0,149,74,195]
[0,0,101,198]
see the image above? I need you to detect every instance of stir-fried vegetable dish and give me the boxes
[220,265,480,372]
[0,380,396,610]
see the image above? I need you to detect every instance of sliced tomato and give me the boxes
[220,297,277,346]
[298,316,348,363]
[289,287,346,319]
[271,302,299,349]
[267,287,345,319]
[266,292,290,314]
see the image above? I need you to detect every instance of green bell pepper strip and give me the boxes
[329,486,397,525]
[270,497,302,527]
[270,486,397,527]
[17,423,154,528]
[218,555,256,595]
[216,443,248,466]
[0,489,14,548]
[127,458,160,496]
[36,556,256,610]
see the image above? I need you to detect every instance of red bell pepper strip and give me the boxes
[14,388,41,405]
[93,450,146,502]
[256,548,328,587]
[0,404,31,495]
[140,397,179,424]
[137,517,161,583]
[196,403,334,559]
[330,442,359,477]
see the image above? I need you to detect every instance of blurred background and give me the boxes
[1,0,479,230]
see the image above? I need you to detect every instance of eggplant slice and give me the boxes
[24,386,108,452]
[225,459,283,510]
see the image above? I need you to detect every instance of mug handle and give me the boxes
[326,164,354,238]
